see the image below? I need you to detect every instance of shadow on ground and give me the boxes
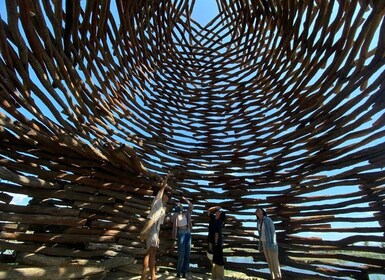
[90,270,258,280]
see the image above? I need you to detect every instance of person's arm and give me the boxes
[170,212,178,239]
[266,217,277,244]
[182,196,193,210]
[207,205,220,216]
[214,219,223,246]
[156,171,173,198]
[140,171,172,241]
[214,232,219,246]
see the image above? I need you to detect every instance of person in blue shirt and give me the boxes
[256,207,282,280]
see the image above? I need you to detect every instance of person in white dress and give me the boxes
[140,171,172,280]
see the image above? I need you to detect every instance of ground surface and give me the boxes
[90,270,259,280]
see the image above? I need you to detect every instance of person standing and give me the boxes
[207,206,226,280]
[171,196,193,278]
[256,207,282,280]
[140,171,172,280]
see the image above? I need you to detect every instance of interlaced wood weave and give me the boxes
[0,1,384,279]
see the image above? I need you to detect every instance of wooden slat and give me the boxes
[0,0,384,279]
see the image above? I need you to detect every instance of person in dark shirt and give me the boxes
[207,206,226,280]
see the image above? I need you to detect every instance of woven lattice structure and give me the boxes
[0,1,385,279]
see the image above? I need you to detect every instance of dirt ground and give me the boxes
[93,270,257,280]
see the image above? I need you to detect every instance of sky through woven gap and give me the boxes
[0,2,384,278]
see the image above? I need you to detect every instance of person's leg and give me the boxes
[212,263,217,280]
[213,245,225,266]
[212,245,225,280]
[264,249,273,279]
[264,246,281,280]
[176,232,186,275]
[141,248,150,280]
[182,232,191,274]
[217,246,225,280]
[262,242,275,278]
[268,249,281,279]
[217,264,225,280]
[148,246,157,280]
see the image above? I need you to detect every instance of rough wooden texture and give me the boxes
[0,1,384,279]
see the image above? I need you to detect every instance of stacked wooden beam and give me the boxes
[0,0,384,279]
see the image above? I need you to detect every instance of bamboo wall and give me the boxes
[0,1,384,279]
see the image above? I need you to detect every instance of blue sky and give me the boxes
[191,0,219,26]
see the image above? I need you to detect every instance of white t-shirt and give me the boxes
[177,213,188,227]
[260,222,266,242]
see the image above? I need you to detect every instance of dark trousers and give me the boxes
[212,245,224,266]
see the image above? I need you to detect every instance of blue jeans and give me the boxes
[176,229,191,274]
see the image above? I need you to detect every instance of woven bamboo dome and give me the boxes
[0,1,385,279]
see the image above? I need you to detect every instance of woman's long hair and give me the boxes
[256,207,267,222]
